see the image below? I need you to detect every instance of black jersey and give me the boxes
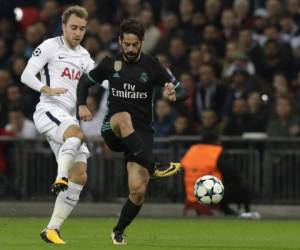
[88,53,178,127]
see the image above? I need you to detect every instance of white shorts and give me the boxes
[33,105,90,163]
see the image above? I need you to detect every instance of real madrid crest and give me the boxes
[114,60,122,71]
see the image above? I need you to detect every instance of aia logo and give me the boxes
[61,67,81,80]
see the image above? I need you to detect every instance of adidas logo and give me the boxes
[112,72,120,78]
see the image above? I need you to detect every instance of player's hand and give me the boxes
[163,82,176,102]
[78,105,93,121]
[40,85,68,96]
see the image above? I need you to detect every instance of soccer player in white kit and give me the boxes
[21,6,94,244]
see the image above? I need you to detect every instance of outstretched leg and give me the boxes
[110,112,181,178]
[52,125,85,194]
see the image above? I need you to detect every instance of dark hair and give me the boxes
[61,5,88,24]
[120,19,145,41]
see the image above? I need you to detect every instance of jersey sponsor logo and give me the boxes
[140,72,148,83]
[114,60,122,71]
[58,55,66,59]
[32,47,41,56]
[61,67,81,80]
[111,82,147,99]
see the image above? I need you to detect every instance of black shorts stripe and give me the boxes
[45,111,61,126]
[44,63,50,86]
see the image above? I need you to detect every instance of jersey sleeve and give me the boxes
[86,56,111,84]
[154,59,180,88]
[21,39,55,92]
[27,39,54,69]
[85,57,96,73]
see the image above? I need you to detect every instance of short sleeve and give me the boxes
[88,56,111,84]
[27,39,54,69]
[85,57,96,73]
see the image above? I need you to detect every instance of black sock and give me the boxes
[114,198,142,232]
[122,132,155,175]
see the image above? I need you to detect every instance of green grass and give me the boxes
[0,217,300,250]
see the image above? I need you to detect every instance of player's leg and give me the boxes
[111,161,149,245]
[109,112,181,177]
[41,143,89,244]
[52,124,85,194]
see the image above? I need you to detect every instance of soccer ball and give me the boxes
[194,175,224,205]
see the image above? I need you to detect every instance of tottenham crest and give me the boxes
[114,60,122,71]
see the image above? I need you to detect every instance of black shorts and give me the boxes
[101,121,154,163]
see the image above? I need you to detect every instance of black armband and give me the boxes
[77,73,97,105]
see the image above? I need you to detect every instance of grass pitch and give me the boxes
[0,217,299,250]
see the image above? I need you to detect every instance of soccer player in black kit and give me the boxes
[77,19,186,245]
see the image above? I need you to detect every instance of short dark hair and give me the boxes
[61,5,88,24]
[120,19,145,41]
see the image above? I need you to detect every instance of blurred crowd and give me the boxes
[1,0,300,141]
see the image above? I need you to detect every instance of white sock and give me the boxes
[57,137,82,179]
[47,181,83,230]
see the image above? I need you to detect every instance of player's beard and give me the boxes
[124,50,140,62]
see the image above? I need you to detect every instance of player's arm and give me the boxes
[77,57,109,121]
[155,61,187,102]
[21,41,67,96]
[163,80,187,102]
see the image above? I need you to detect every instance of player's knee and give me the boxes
[118,112,132,129]
[64,126,86,142]
[69,169,87,185]
[129,185,147,204]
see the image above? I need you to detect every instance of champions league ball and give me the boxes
[194,175,224,205]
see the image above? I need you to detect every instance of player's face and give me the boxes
[62,14,87,49]
[119,33,143,62]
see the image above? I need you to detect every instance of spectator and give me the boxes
[223,98,252,136]
[140,8,161,54]
[39,0,61,37]
[198,109,221,138]
[287,0,300,23]
[154,11,180,54]
[5,106,38,139]
[153,99,177,137]
[6,85,35,119]
[221,9,239,41]
[98,23,119,56]
[168,36,188,76]
[266,96,300,136]
[178,72,196,118]
[252,9,270,45]
[223,51,256,77]
[233,0,252,28]
[188,48,203,80]
[238,29,263,70]
[266,0,283,25]
[0,39,8,69]
[257,39,293,82]
[194,63,228,120]
[205,0,222,27]
[247,91,269,132]
[169,114,195,136]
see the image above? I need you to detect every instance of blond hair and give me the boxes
[61,5,88,24]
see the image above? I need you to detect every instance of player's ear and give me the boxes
[118,36,122,46]
[62,23,66,33]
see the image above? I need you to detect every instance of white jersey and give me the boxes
[27,36,95,116]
